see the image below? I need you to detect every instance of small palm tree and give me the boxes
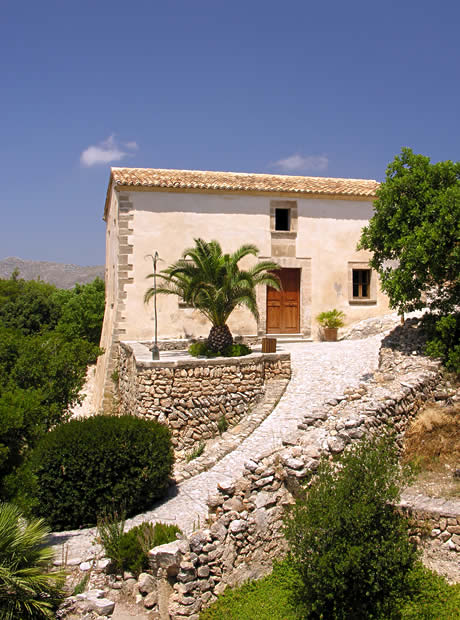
[145,239,281,352]
[0,502,65,619]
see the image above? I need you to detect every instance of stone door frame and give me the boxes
[256,256,312,338]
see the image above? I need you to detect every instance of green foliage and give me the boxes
[283,436,418,619]
[0,279,62,335]
[359,148,460,316]
[399,562,460,619]
[186,442,205,462]
[149,521,182,547]
[0,502,65,619]
[72,572,90,596]
[30,415,174,530]
[315,309,345,328]
[146,238,280,347]
[200,560,300,620]
[98,514,181,577]
[97,510,126,574]
[199,559,460,620]
[217,415,229,434]
[224,343,252,357]
[423,313,460,373]
[0,277,104,502]
[188,341,252,358]
[54,277,105,347]
[116,527,149,576]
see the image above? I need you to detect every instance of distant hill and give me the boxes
[0,257,104,289]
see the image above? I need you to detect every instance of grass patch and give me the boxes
[217,415,228,435]
[72,572,90,596]
[200,561,460,620]
[186,442,205,462]
[200,561,299,620]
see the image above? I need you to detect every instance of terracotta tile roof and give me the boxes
[110,167,379,198]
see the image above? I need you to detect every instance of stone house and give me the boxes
[94,167,389,410]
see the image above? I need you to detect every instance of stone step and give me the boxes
[263,334,312,344]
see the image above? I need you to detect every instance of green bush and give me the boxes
[188,341,252,358]
[115,521,182,576]
[0,502,65,619]
[284,436,418,619]
[424,312,460,373]
[399,561,460,619]
[117,527,148,576]
[31,415,174,530]
[98,514,181,576]
[0,276,105,503]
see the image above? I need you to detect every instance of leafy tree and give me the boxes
[54,277,105,346]
[0,277,104,501]
[0,279,61,335]
[359,148,459,315]
[145,238,280,352]
[284,436,418,619]
[0,502,65,619]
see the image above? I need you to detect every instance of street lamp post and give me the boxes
[147,252,160,360]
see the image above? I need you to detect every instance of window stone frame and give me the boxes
[348,261,377,305]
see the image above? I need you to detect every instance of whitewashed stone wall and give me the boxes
[117,342,291,453]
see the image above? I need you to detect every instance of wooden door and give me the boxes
[266,268,300,334]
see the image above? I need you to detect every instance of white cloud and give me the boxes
[272,153,329,174]
[80,135,138,167]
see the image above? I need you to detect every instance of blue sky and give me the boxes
[1,0,459,265]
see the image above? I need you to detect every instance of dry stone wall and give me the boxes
[117,342,291,454]
[400,495,460,551]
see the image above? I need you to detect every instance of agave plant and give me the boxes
[145,239,281,352]
[0,502,65,619]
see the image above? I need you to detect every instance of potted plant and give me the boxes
[316,309,345,342]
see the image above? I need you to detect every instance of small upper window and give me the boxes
[353,269,371,299]
[275,208,290,231]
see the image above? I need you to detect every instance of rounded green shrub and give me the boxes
[31,415,174,531]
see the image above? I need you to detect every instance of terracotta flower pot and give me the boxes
[323,327,338,342]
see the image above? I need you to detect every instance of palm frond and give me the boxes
[144,239,278,333]
[0,503,65,619]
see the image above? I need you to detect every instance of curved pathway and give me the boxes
[50,335,382,564]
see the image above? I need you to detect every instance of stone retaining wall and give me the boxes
[400,496,460,551]
[117,342,291,454]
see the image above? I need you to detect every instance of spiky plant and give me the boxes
[0,502,65,619]
[145,239,281,352]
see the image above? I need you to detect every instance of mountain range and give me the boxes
[0,257,104,289]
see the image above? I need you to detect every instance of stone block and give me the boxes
[149,540,183,576]
[138,572,156,594]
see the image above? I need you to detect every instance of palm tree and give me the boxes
[145,239,281,352]
[0,502,65,619]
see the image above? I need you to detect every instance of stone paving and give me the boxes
[50,335,382,564]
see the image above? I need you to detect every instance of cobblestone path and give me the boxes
[50,336,382,564]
